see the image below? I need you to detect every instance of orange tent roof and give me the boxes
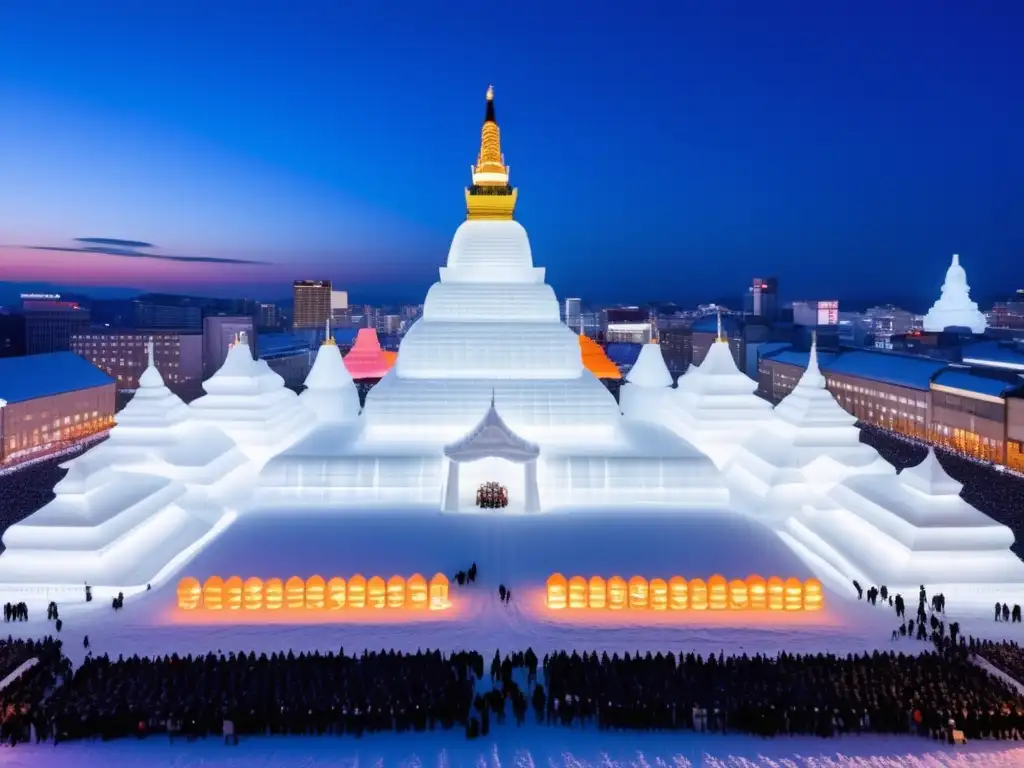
[579,335,621,379]
[343,329,395,379]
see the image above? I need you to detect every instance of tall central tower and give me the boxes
[465,86,518,220]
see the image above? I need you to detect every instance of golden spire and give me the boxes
[466,85,518,220]
[323,316,336,346]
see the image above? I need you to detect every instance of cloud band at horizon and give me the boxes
[545,574,823,612]
[178,574,452,611]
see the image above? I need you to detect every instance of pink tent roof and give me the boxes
[343,328,395,379]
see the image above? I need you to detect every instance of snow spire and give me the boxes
[716,309,726,343]
[807,330,820,377]
[323,316,336,346]
[952,253,960,266]
[490,388,496,409]
[138,336,165,388]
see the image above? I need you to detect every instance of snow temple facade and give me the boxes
[663,318,775,468]
[189,333,313,462]
[0,341,248,598]
[923,254,988,334]
[619,341,673,420]
[784,449,1024,602]
[259,86,728,510]
[343,328,395,380]
[0,89,1020,602]
[725,334,895,514]
[300,321,361,425]
[579,335,621,379]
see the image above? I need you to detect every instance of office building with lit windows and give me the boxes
[0,352,116,470]
[757,346,1024,470]
[70,330,203,395]
[22,297,90,354]
[293,280,332,329]
[745,277,779,322]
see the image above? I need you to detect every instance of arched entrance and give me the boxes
[442,393,541,513]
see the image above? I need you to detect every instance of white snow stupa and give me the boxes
[189,332,312,462]
[259,86,728,510]
[299,319,361,424]
[0,340,247,596]
[665,314,775,468]
[785,449,1024,602]
[726,333,894,513]
[619,341,673,420]
[923,254,987,334]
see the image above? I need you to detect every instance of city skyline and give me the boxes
[0,1,1021,305]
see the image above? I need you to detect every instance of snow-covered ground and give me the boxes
[4,508,1024,665]
[3,730,1024,767]
[5,509,1024,765]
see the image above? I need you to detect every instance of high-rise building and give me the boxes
[793,300,839,327]
[71,330,203,394]
[133,294,204,331]
[21,296,91,354]
[605,307,652,343]
[293,280,332,329]
[0,313,26,358]
[746,277,779,322]
[564,298,582,332]
[659,327,692,376]
[203,315,256,377]
[258,302,280,329]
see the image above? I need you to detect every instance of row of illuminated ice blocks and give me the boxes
[546,574,824,611]
[177,574,452,611]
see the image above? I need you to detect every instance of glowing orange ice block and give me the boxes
[177,574,454,613]
[544,574,825,612]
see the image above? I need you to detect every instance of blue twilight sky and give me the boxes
[0,0,1021,307]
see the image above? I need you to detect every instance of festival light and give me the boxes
[179,573,452,612]
[546,574,824,611]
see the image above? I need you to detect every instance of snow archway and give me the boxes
[442,393,541,513]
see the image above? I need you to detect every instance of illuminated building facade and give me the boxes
[293,280,332,329]
[658,327,692,376]
[203,315,255,377]
[746,277,779,323]
[758,347,1024,468]
[71,330,203,393]
[0,352,116,469]
[793,300,839,328]
[22,297,91,355]
[605,307,653,343]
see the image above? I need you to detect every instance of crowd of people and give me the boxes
[973,639,1024,688]
[0,456,68,556]
[541,646,1024,740]
[0,637,68,745]
[0,638,1019,745]
[38,648,480,743]
[476,482,508,509]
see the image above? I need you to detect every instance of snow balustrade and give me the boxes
[178,574,451,612]
[545,573,823,612]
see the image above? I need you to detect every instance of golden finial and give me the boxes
[466,84,517,220]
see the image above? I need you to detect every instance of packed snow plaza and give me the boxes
[0,86,1022,655]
